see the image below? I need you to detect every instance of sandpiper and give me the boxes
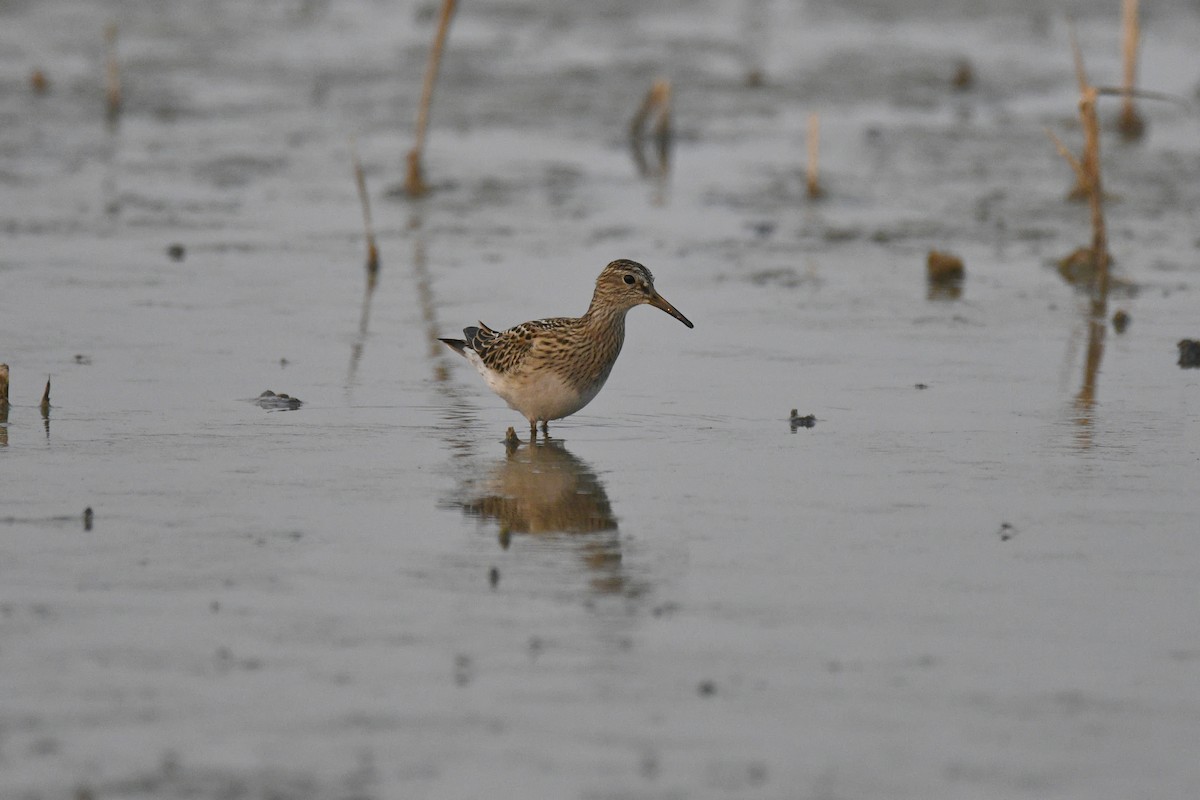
[440,259,693,437]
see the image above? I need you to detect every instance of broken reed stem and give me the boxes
[104,23,121,121]
[349,138,380,284]
[1118,0,1145,139]
[1080,86,1110,307]
[0,363,9,406]
[806,111,823,199]
[651,80,672,147]
[1053,27,1110,310]
[40,377,51,412]
[405,0,458,197]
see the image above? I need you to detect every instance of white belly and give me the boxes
[465,349,606,422]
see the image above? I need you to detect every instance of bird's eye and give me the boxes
[623,275,635,285]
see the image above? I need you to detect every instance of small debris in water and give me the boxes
[528,636,544,658]
[914,383,929,390]
[73,354,92,365]
[503,426,520,450]
[789,409,816,430]
[488,566,499,588]
[997,521,1016,541]
[697,680,716,697]
[279,357,289,367]
[454,654,472,687]
[1178,340,1200,369]
[746,761,769,786]
[927,249,964,281]
[166,243,186,261]
[744,69,765,88]
[30,68,50,94]
[1112,309,1130,333]
[951,59,974,91]
[82,507,93,531]
[256,390,302,410]
[926,250,965,301]
[651,601,679,617]
[747,220,775,239]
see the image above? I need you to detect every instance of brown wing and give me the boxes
[467,319,571,374]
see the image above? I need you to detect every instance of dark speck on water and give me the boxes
[166,243,186,262]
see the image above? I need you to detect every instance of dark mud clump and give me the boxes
[1177,340,1200,369]
[789,410,816,431]
[256,390,302,410]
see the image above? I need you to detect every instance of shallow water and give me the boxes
[2,1,1200,798]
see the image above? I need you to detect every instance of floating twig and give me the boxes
[1118,0,1145,140]
[805,111,824,199]
[405,0,458,197]
[104,23,122,122]
[350,138,380,286]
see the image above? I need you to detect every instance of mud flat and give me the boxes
[2,1,1199,798]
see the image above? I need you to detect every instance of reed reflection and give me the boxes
[629,79,672,206]
[459,438,626,594]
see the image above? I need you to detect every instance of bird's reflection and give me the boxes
[458,438,627,594]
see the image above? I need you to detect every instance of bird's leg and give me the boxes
[540,420,549,438]
[529,419,537,441]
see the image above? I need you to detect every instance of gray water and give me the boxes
[2,1,1199,798]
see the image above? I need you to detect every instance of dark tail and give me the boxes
[440,325,486,357]
[438,338,469,357]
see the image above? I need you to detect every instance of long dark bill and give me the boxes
[648,292,694,328]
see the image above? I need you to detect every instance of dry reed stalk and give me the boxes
[405,0,458,197]
[0,363,9,406]
[40,377,51,413]
[1118,0,1145,140]
[104,23,121,121]
[805,112,823,199]
[1048,27,1110,306]
[350,138,380,284]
